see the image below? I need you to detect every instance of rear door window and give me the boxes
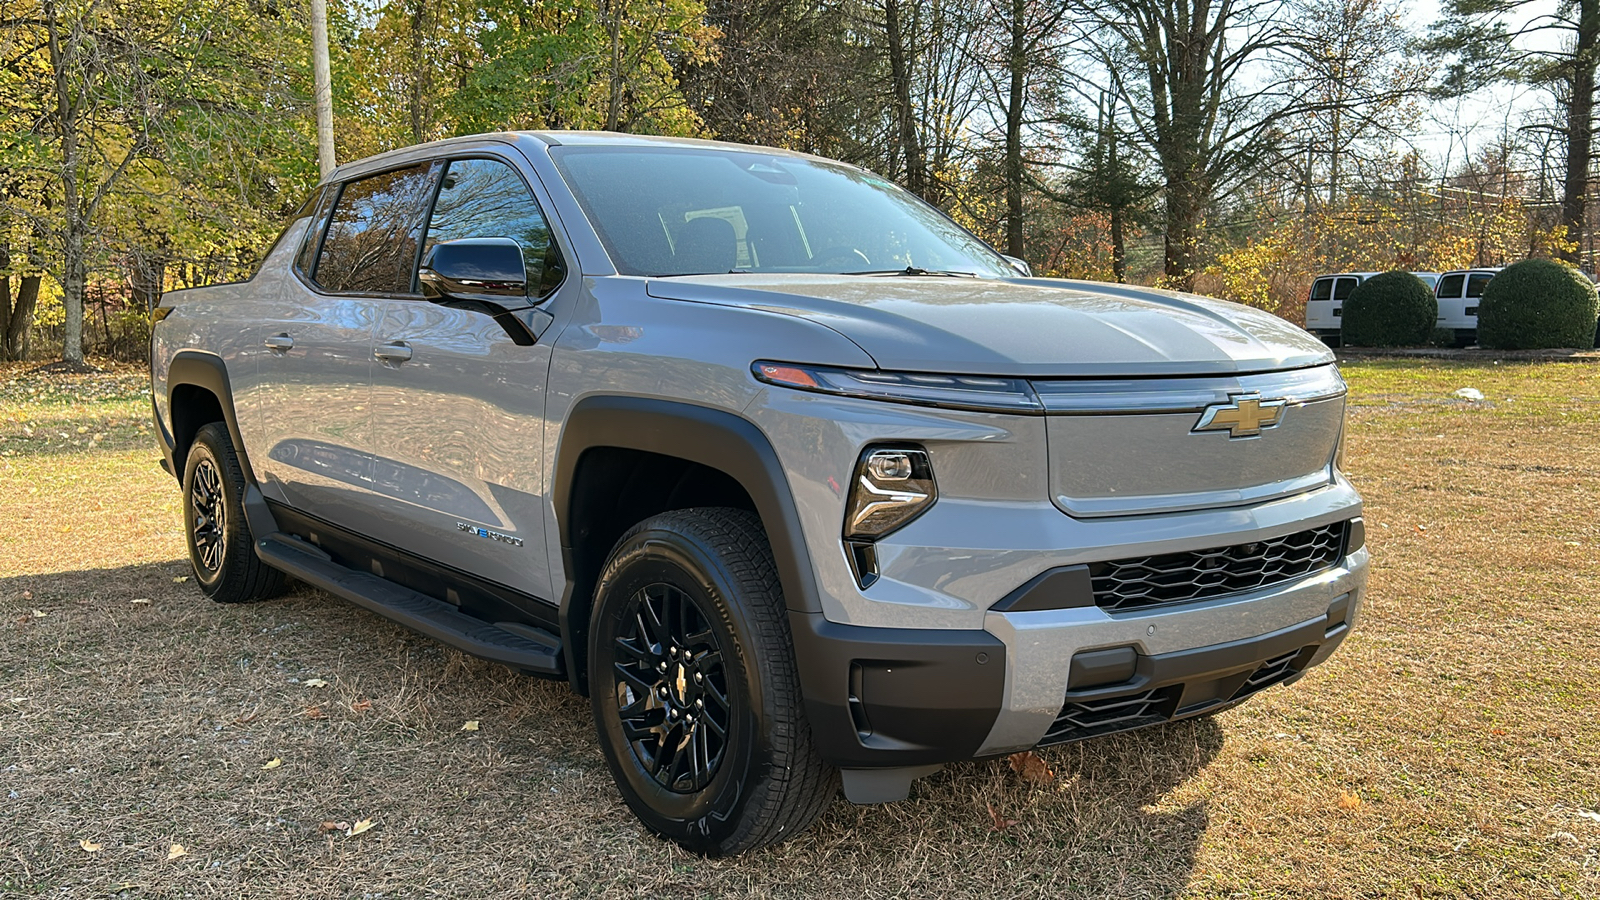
[1437,273,1465,298]
[1310,278,1333,301]
[295,187,338,275]
[313,164,439,294]
[1466,272,1493,298]
[1333,277,1358,301]
[423,157,564,298]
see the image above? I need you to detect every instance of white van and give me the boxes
[1433,269,1500,346]
[1304,272,1440,346]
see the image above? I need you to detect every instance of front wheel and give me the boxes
[182,422,285,603]
[588,508,836,855]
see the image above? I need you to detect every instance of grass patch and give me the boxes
[1,359,1597,897]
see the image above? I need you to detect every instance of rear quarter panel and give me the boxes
[152,218,308,459]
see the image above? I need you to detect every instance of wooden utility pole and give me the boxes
[311,0,335,178]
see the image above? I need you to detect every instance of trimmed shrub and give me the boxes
[1341,270,1437,347]
[1478,259,1600,349]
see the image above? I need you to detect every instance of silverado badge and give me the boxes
[1193,393,1286,438]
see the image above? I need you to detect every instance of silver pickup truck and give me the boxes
[149,131,1368,855]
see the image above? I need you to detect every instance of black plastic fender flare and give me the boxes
[164,350,278,537]
[552,395,822,687]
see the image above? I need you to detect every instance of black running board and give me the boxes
[256,533,563,676]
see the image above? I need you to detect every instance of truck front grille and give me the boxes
[1090,521,1348,612]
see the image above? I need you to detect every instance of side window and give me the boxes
[295,186,337,275]
[314,164,438,294]
[1437,273,1464,298]
[1332,277,1357,301]
[1309,278,1333,302]
[1466,272,1493,298]
[424,158,564,298]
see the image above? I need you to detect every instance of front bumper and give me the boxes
[791,538,1368,789]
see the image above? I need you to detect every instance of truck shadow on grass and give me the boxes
[2,561,1219,898]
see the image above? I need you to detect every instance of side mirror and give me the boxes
[419,237,528,302]
[1002,255,1031,277]
[418,237,552,345]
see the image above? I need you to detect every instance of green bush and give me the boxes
[1341,270,1437,347]
[1477,259,1600,349]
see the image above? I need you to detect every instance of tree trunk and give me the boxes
[884,0,927,199]
[1163,175,1203,289]
[311,0,336,177]
[45,0,87,365]
[606,0,624,131]
[1562,0,1599,264]
[3,274,42,361]
[1110,206,1126,283]
[1004,0,1026,258]
[130,251,165,311]
[408,0,428,144]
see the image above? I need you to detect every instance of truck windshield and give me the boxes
[550,146,1016,278]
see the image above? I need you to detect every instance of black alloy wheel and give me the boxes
[181,422,286,603]
[588,507,836,855]
[611,582,732,794]
[189,457,227,577]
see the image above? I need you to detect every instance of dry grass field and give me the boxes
[1,358,1597,898]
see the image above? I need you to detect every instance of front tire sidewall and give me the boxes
[590,532,769,852]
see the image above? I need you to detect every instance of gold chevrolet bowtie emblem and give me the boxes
[674,664,688,703]
[1193,393,1287,438]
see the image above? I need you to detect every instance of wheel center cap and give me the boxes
[674,663,688,704]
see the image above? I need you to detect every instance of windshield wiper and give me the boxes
[841,266,976,277]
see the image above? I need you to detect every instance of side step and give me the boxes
[256,533,563,676]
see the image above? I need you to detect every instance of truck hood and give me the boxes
[644,274,1333,377]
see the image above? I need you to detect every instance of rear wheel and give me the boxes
[182,422,285,603]
[588,508,836,855]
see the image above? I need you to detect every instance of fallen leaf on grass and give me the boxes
[1007,750,1054,784]
[261,758,282,770]
[30,609,45,618]
[302,678,329,689]
[346,819,375,837]
[130,598,152,605]
[79,839,103,852]
[986,801,1019,831]
[1337,792,1363,810]
[172,576,189,584]
[461,720,479,732]
[318,821,349,833]
[1578,810,1600,823]
[351,699,373,712]
[166,844,187,861]
[20,590,32,601]
[304,706,326,720]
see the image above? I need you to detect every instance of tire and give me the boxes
[588,507,836,855]
[181,422,286,604]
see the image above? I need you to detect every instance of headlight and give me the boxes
[752,361,1042,414]
[844,446,936,540]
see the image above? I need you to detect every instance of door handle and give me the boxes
[264,333,294,353]
[374,341,413,364]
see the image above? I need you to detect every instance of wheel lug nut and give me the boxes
[668,708,678,719]
[695,698,703,709]
[693,672,702,684]
[658,662,667,672]
[669,646,678,657]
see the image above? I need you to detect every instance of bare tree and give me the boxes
[1074,0,1297,288]
[1432,0,1600,265]
[1280,0,1430,207]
